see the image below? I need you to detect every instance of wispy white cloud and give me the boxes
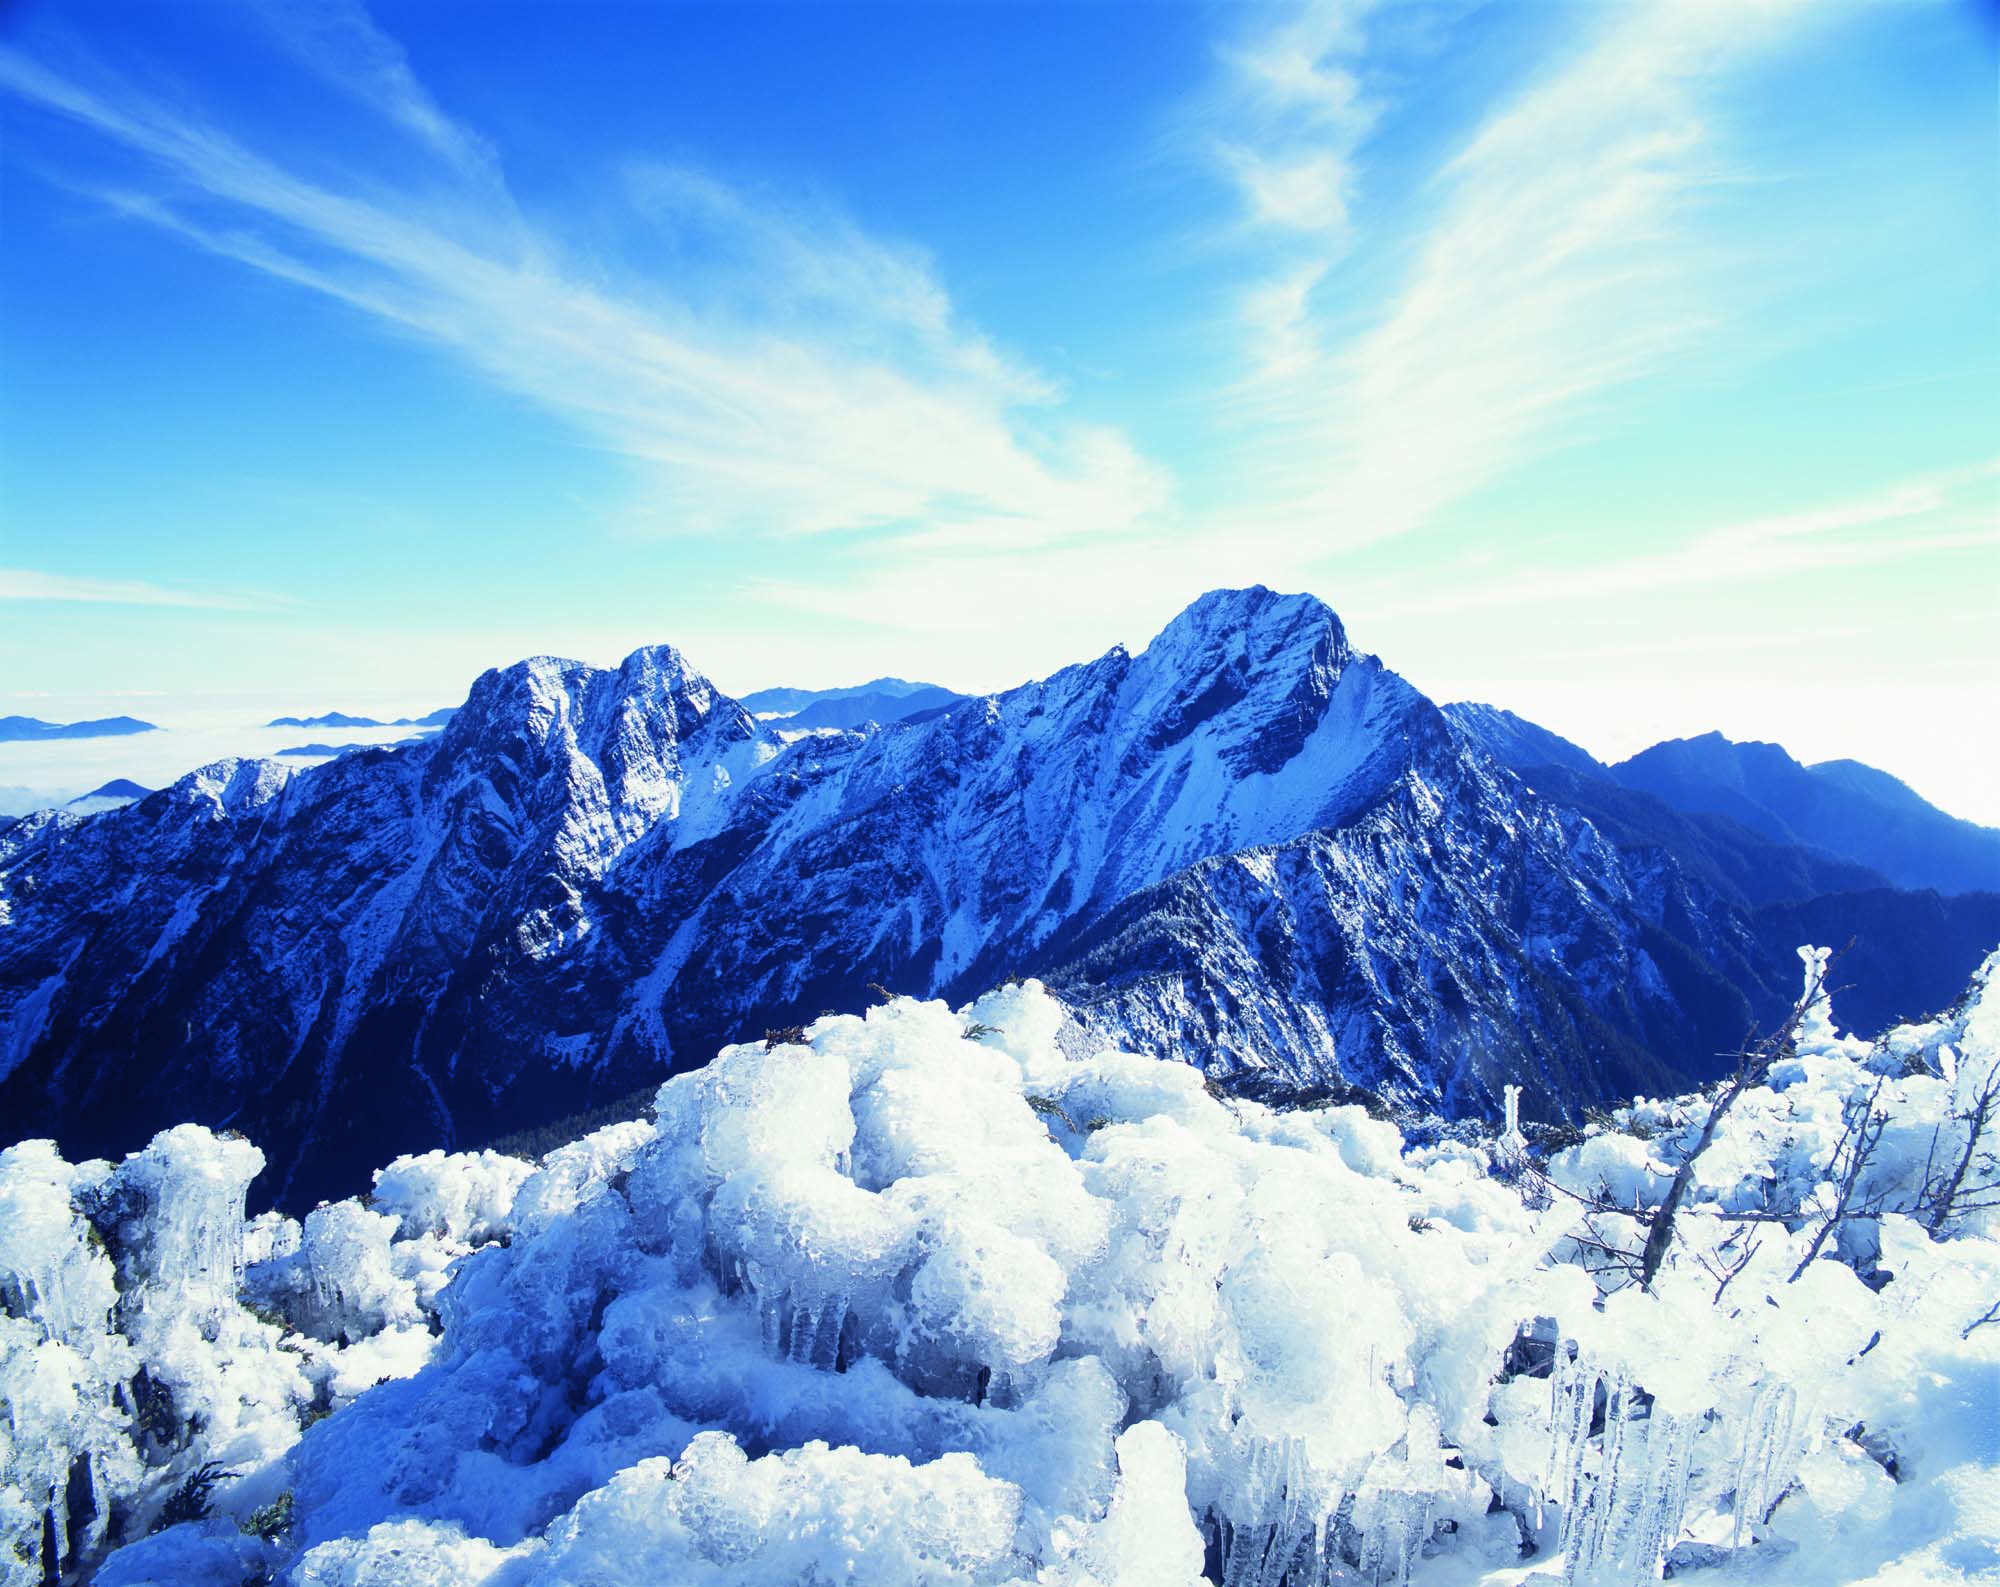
[0,569,295,610]
[1208,0,1382,241]
[241,0,501,183]
[1195,0,1384,387]
[0,24,1165,547]
[1211,0,1823,550]
[1364,459,2000,617]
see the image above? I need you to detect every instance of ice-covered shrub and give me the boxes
[274,958,2000,1584]
[6,949,1997,1587]
[0,1135,533,1584]
[369,1150,533,1248]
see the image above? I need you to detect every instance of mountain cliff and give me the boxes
[1,590,1985,1208]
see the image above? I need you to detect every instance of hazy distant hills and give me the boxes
[738,676,941,714]
[1447,706,2000,897]
[59,780,154,817]
[740,677,966,730]
[1492,762,1889,911]
[1445,706,2000,1031]
[266,708,457,729]
[0,714,158,741]
[1610,732,2000,895]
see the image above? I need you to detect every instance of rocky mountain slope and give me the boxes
[1440,701,1605,778]
[1,590,1988,1209]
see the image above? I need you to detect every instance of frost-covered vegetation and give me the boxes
[3,950,1996,1586]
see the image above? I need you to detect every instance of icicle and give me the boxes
[1559,1366,1632,1584]
[1355,1407,1442,1587]
[1544,1347,1600,1527]
[1204,1435,1338,1587]
[788,1298,817,1364]
[815,1300,844,1370]
[1629,1410,1698,1575]
[1496,1084,1530,1173]
[1730,1380,1810,1547]
[1220,1520,1276,1587]
[1548,1366,1702,1587]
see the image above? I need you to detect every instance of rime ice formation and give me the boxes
[2,950,1997,1586]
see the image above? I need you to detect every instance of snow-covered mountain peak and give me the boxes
[175,757,295,819]
[1137,585,1349,677]
[439,654,594,756]
[428,644,752,818]
[5,584,1922,1210]
[606,642,748,734]
[1119,586,1358,781]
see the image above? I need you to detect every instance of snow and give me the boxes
[3,947,1997,1586]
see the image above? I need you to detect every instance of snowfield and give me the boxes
[2,948,1996,1586]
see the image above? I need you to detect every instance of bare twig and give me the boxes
[1924,1058,2000,1234]
[1700,1229,1763,1304]
[1791,1078,1889,1283]
[1636,972,1825,1289]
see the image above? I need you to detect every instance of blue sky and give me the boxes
[2,0,1996,817]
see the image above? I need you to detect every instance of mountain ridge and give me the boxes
[266,708,456,729]
[1450,706,2000,897]
[4,589,1992,1209]
[0,714,159,742]
[1611,730,2000,894]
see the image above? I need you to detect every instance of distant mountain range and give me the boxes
[3,591,1994,1210]
[738,676,942,714]
[0,714,158,741]
[276,737,436,759]
[75,778,152,800]
[739,678,966,731]
[1444,706,2000,896]
[265,708,457,729]
[1612,733,2000,895]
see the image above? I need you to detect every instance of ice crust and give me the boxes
[2,953,1997,1586]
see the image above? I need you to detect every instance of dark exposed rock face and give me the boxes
[3,589,1987,1208]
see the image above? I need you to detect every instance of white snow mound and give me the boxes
[1,950,1996,1587]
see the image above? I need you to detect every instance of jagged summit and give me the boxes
[1616,730,1797,788]
[6,586,1985,1209]
[438,642,751,764]
[174,756,294,817]
[1104,587,1358,781]
[1138,585,1349,670]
